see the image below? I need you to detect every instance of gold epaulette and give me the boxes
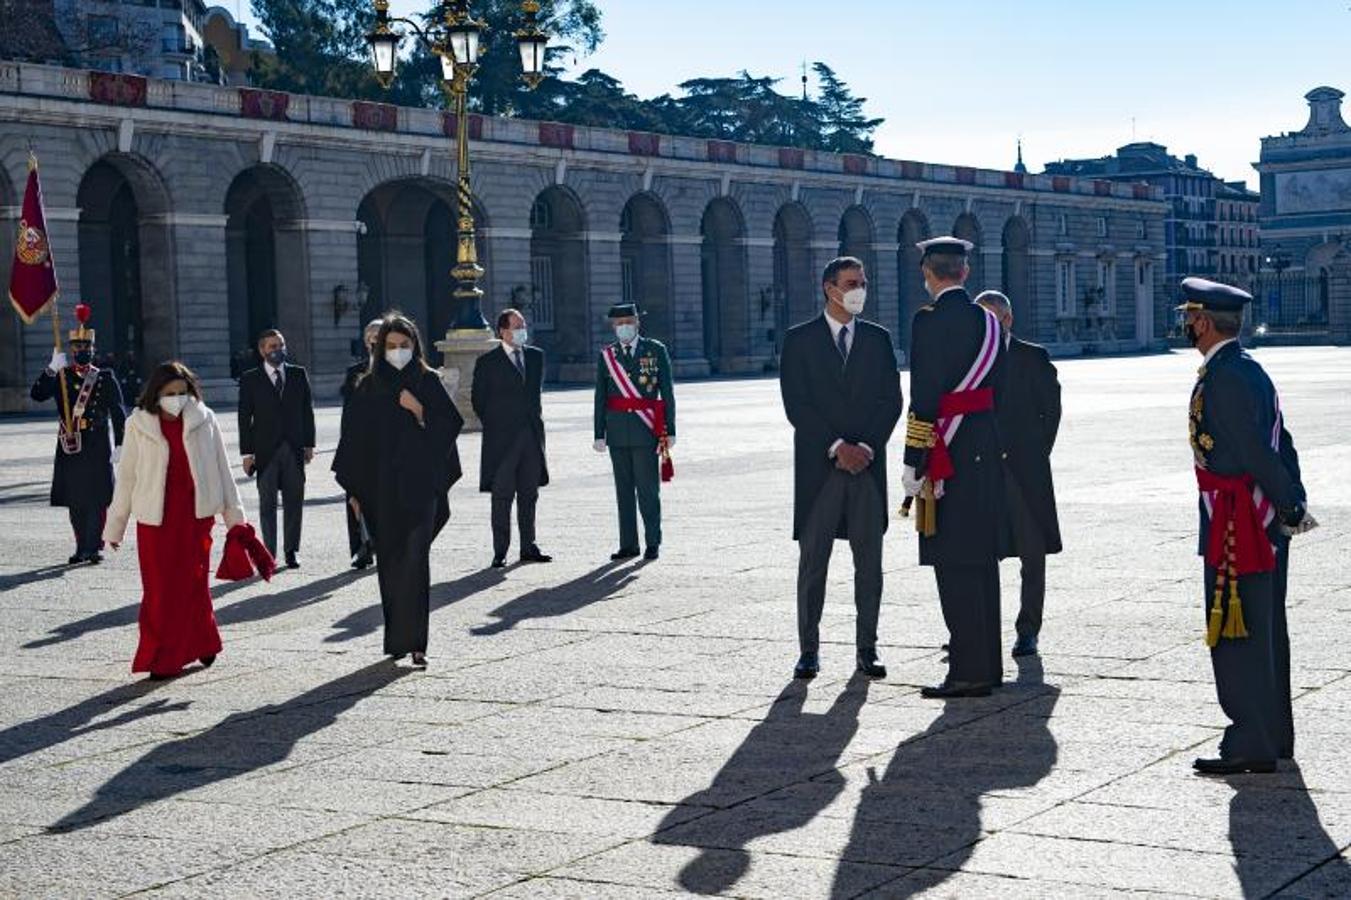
[905,412,936,449]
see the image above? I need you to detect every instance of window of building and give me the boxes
[1137,219,1147,240]
[1097,217,1107,238]
[87,14,120,47]
[1057,213,1068,237]
[529,197,551,231]
[1056,259,1075,317]
[161,22,184,53]
[621,257,635,308]
[530,256,555,329]
[1098,258,1117,313]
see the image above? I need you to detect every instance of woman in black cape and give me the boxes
[334,313,463,667]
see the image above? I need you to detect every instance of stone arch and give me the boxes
[700,196,749,374]
[620,192,673,347]
[355,177,489,363]
[0,166,20,408]
[224,164,310,367]
[529,185,589,378]
[772,202,813,351]
[1001,216,1033,336]
[837,205,876,277]
[76,153,177,375]
[897,209,930,347]
[953,211,983,292]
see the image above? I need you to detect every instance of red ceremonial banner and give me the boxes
[88,72,147,107]
[955,166,977,185]
[843,154,868,175]
[707,140,737,163]
[351,101,398,131]
[441,112,484,140]
[538,122,575,149]
[778,147,805,169]
[8,158,59,324]
[627,132,661,156]
[239,88,290,121]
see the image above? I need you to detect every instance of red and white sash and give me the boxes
[930,307,1000,496]
[1201,390,1282,529]
[603,345,658,434]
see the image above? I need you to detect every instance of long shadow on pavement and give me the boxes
[0,680,186,768]
[829,657,1060,898]
[649,675,870,895]
[469,561,645,637]
[1,563,76,595]
[214,568,374,627]
[1229,763,1351,898]
[47,661,406,832]
[325,567,509,643]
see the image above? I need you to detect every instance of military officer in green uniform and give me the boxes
[593,303,676,561]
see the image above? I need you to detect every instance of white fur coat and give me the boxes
[103,400,246,544]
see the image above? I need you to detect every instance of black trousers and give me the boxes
[1005,474,1047,640]
[376,503,435,657]
[68,505,104,557]
[491,432,542,558]
[257,443,304,557]
[1208,542,1291,761]
[935,562,1002,685]
[795,470,884,654]
[609,444,661,550]
[345,493,365,557]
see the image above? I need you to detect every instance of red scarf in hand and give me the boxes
[216,523,276,582]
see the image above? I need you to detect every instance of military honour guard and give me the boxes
[902,238,1008,698]
[30,304,126,564]
[1179,277,1315,775]
[593,303,676,561]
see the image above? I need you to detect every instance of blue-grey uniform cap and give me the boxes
[1175,277,1253,312]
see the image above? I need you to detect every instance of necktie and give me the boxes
[513,349,525,378]
[837,325,849,364]
[624,345,633,362]
[272,369,284,396]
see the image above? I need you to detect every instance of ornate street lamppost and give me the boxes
[367,0,548,333]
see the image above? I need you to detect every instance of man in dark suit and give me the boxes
[30,313,125,564]
[976,291,1062,658]
[472,308,551,568]
[780,256,904,681]
[238,328,316,569]
[340,319,382,570]
[593,303,676,562]
[1180,277,1313,775]
[903,237,1008,698]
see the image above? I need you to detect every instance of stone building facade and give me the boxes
[2,61,1171,410]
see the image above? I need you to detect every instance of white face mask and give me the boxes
[841,287,867,315]
[386,347,414,370]
[509,327,529,348]
[159,394,189,417]
[615,323,639,344]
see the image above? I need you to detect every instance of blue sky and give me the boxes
[233,0,1351,187]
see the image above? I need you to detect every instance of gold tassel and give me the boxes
[1205,577,1224,648]
[1222,565,1248,639]
[917,480,938,538]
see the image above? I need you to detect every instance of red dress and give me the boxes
[132,415,222,675]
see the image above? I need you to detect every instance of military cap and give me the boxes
[1174,277,1253,313]
[916,236,974,259]
[607,303,640,319]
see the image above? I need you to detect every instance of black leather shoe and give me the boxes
[794,652,820,680]
[1012,635,1039,657]
[611,547,640,561]
[490,556,506,569]
[644,546,660,560]
[351,552,372,570]
[68,554,84,565]
[921,680,993,699]
[1193,757,1276,775]
[85,553,103,565]
[520,547,553,564]
[285,553,300,569]
[410,652,427,668]
[856,649,887,679]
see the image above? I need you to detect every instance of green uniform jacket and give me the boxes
[593,337,676,448]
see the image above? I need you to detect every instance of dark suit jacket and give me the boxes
[1190,341,1305,553]
[997,336,1063,554]
[237,363,316,474]
[471,344,550,493]
[905,287,1008,566]
[780,314,903,541]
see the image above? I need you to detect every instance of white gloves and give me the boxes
[48,350,67,373]
[592,439,607,453]
[902,465,922,497]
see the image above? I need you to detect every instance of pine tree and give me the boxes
[811,62,884,154]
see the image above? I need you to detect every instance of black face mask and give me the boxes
[265,348,287,367]
[1184,322,1200,347]
[73,349,93,366]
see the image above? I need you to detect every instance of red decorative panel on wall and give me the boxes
[538,122,575,148]
[628,132,661,156]
[843,155,868,175]
[1052,176,1071,193]
[239,89,289,120]
[352,101,398,131]
[1094,180,1112,196]
[778,147,805,169]
[441,113,484,140]
[901,160,925,180]
[955,166,976,185]
[88,72,146,107]
[707,140,738,163]
[1133,183,1151,199]
[1004,171,1025,189]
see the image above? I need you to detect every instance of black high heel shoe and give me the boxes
[410,652,427,668]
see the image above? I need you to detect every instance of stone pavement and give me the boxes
[0,347,1349,899]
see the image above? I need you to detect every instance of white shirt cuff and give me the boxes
[828,438,843,459]
[859,443,874,459]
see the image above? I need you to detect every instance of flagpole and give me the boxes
[29,150,72,437]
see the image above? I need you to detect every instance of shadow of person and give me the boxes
[649,676,871,895]
[0,681,188,768]
[214,568,374,628]
[469,561,645,637]
[0,563,76,594]
[1228,763,1351,898]
[47,661,406,833]
[829,656,1059,898]
[325,567,509,643]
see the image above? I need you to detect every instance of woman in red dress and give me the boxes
[103,362,247,679]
